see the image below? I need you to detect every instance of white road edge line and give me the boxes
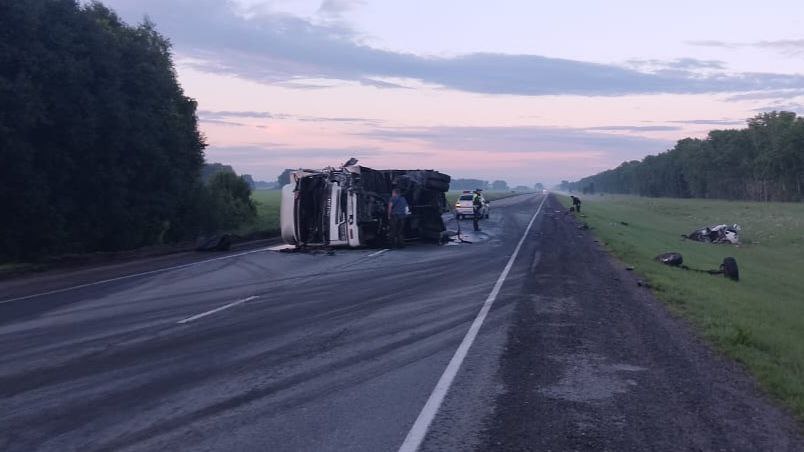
[0,247,273,305]
[367,249,391,257]
[177,295,260,324]
[399,194,547,452]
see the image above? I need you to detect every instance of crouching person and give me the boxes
[388,189,409,248]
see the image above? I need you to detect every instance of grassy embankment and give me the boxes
[247,190,283,236]
[247,190,531,237]
[557,194,804,421]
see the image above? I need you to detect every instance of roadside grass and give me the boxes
[557,194,804,421]
[241,190,282,237]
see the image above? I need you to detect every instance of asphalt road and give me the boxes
[1,194,801,451]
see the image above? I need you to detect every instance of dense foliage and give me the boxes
[566,112,804,202]
[0,0,252,260]
[201,172,257,233]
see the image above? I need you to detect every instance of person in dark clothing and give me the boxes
[387,189,409,248]
[571,195,582,213]
[472,189,483,231]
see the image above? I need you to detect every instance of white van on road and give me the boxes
[454,191,489,219]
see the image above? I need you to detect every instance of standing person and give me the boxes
[387,189,409,248]
[571,195,582,213]
[472,189,483,231]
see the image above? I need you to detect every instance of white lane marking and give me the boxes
[0,247,274,305]
[177,295,260,324]
[367,249,390,257]
[268,244,295,251]
[399,195,547,452]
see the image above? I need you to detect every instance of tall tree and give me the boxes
[569,112,804,202]
[0,0,206,259]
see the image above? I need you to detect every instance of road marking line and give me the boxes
[177,295,260,324]
[399,195,547,452]
[0,247,273,305]
[367,249,390,257]
[268,244,295,251]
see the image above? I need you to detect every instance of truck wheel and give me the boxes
[427,172,451,183]
[721,257,739,281]
[425,179,450,192]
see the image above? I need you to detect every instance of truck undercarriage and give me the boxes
[281,161,451,248]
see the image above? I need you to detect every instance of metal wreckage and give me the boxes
[280,159,451,248]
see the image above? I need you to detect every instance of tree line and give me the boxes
[566,112,804,202]
[0,0,254,261]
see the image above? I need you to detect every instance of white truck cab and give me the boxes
[281,166,362,247]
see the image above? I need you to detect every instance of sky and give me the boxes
[95,0,804,186]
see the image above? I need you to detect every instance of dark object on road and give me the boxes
[570,195,582,212]
[280,159,450,248]
[684,224,741,244]
[195,234,232,251]
[620,221,629,226]
[655,252,683,267]
[637,279,651,288]
[721,257,739,281]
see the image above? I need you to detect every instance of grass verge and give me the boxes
[245,190,282,237]
[557,194,804,422]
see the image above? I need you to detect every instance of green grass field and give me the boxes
[558,194,804,421]
[245,190,282,236]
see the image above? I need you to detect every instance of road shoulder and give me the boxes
[478,195,803,450]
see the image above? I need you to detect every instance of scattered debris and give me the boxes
[683,224,741,244]
[578,223,590,230]
[654,252,740,282]
[637,279,651,288]
[195,234,232,251]
[655,252,683,267]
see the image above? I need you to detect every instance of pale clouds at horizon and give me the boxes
[96,0,804,185]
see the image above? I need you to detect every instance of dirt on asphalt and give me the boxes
[479,195,803,451]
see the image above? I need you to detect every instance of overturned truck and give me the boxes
[280,161,451,247]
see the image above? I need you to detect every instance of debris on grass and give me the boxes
[655,252,683,267]
[683,224,741,244]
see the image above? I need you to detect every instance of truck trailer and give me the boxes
[280,161,451,248]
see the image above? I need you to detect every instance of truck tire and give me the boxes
[425,179,450,192]
[721,257,739,281]
[426,172,451,183]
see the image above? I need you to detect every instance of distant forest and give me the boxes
[0,0,254,260]
[566,112,804,202]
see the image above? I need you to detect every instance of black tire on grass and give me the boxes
[721,257,739,281]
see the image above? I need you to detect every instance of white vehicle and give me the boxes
[281,161,451,248]
[455,191,489,219]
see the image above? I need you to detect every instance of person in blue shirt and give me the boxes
[387,188,409,248]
